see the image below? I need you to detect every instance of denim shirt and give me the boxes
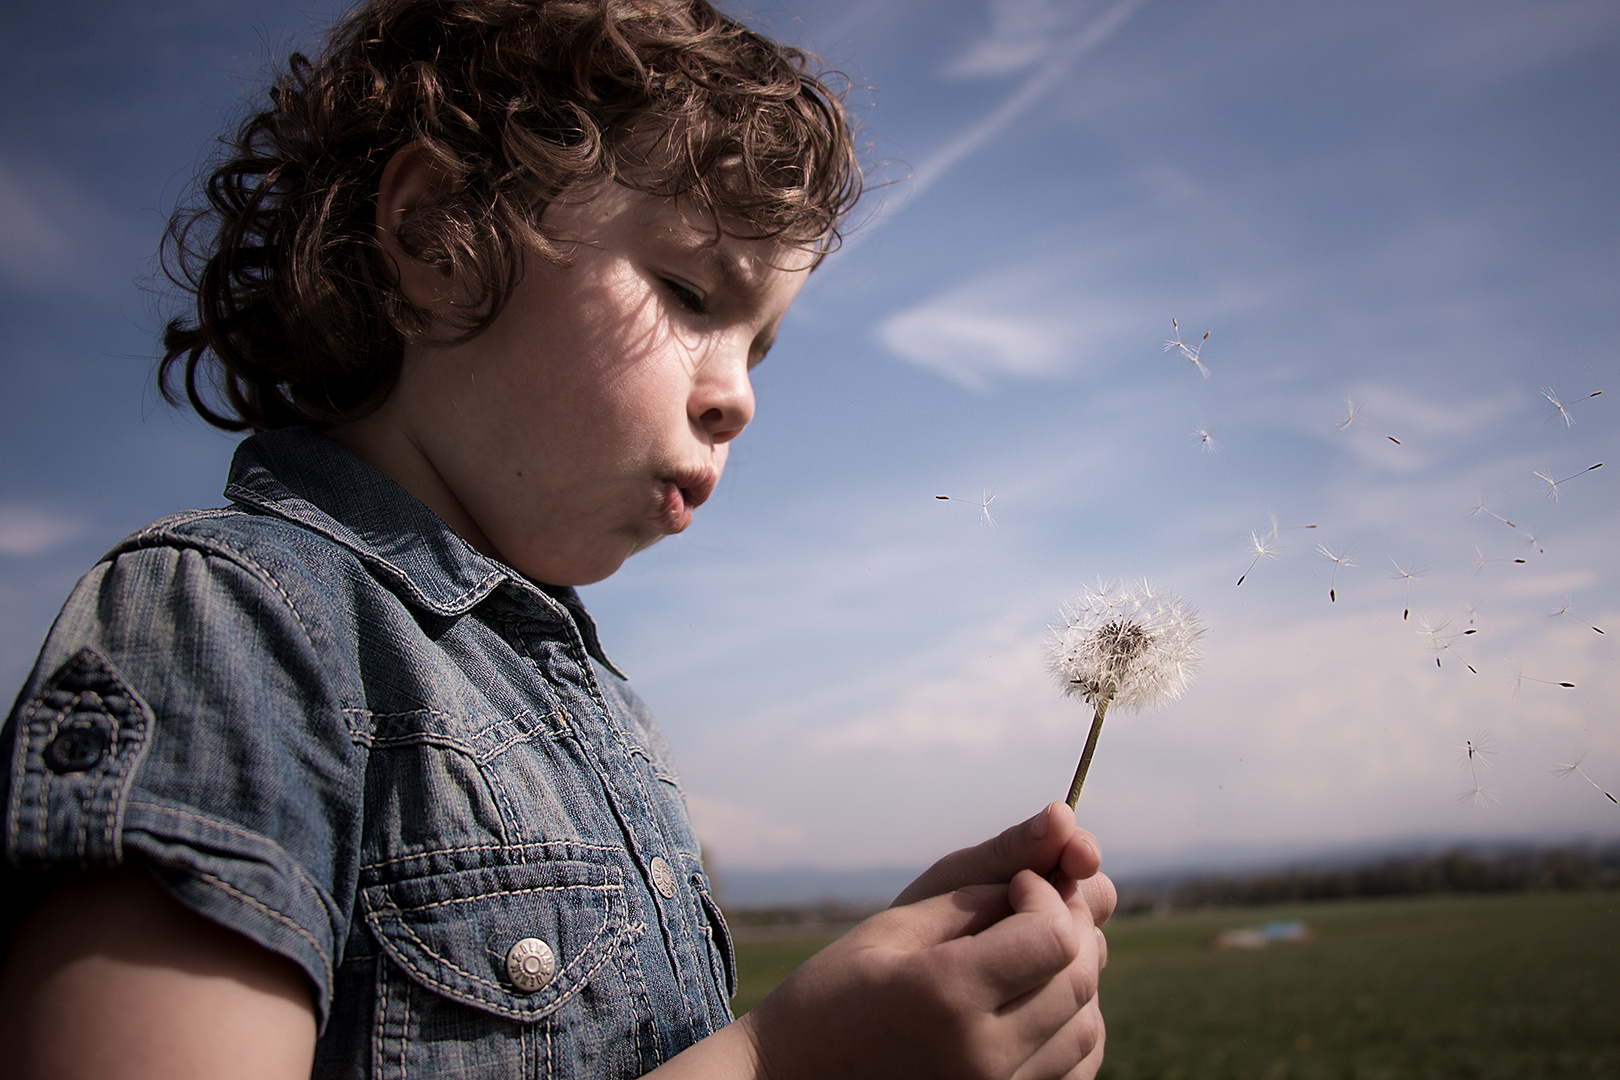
[1,427,737,1078]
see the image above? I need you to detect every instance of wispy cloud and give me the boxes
[0,505,88,557]
[873,258,1161,389]
[910,0,1150,196]
[0,156,140,299]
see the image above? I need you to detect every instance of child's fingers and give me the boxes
[1014,996,1106,1080]
[893,803,1102,907]
[865,882,1014,952]
[1068,870,1117,929]
[950,870,1087,1008]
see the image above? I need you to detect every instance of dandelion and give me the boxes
[1468,496,1516,530]
[1237,531,1280,586]
[1520,528,1545,555]
[1389,558,1427,620]
[1554,751,1618,805]
[1194,428,1218,452]
[1164,318,1212,378]
[1542,387,1602,428]
[1317,543,1355,602]
[1547,598,1604,634]
[935,490,997,527]
[1047,581,1205,808]
[1458,784,1500,807]
[1336,399,1401,444]
[1472,546,1527,575]
[1506,657,1575,695]
[1535,462,1603,502]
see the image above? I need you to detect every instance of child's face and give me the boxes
[353,182,813,586]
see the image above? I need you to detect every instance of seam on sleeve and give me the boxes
[189,865,336,995]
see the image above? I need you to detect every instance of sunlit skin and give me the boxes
[332,147,814,585]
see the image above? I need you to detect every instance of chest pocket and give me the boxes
[361,857,653,1078]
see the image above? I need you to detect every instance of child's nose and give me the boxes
[691,345,755,444]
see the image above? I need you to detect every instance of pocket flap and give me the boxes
[362,859,634,1022]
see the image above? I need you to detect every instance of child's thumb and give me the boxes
[866,882,1012,951]
[892,802,1100,907]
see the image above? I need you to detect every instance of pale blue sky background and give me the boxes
[2,0,1617,880]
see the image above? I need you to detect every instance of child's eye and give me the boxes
[661,278,708,316]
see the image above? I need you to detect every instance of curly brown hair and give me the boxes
[159,0,863,432]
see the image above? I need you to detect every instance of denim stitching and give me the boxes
[384,881,620,916]
[374,955,388,1080]
[360,840,621,872]
[191,866,335,992]
[400,977,411,1080]
[374,885,612,987]
[374,896,621,1020]
[126,800,339,927]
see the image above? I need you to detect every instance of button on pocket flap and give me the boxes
[362,859,632,1022]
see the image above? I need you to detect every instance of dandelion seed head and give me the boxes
[1336,399,1359,432]
[1047,580,1205,713]
[1553,750,1588,777]
[1316,543,1354,567]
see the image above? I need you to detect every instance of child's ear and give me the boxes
[374,142,462,312]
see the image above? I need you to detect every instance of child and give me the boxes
[0,1,1113,1076]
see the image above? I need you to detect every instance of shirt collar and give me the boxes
[223,426,624,676]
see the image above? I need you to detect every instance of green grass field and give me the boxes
[730,890,1619,1078]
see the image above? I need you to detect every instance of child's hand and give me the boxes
[894,803,1116,933]
[738,868,1105,1079]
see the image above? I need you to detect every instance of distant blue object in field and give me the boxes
[1211,919,1315,949]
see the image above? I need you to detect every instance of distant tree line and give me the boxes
[1120,843,1620,915]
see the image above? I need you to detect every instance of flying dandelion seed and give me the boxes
[1468,496,1516,530]
[1265,513,1318,540]
[1194,429,1218,452]
[1237,531,1280,586]
[1164,318,1212,378]
[1317,543,1355,602]
[1417,617,1479,673]
[1047,581,1205,808]
[1520,528,1545,555]
[1336,399,1402,444]
[1461,736,1496,771]
[1389,558,1427,620]
[1458,735,1496,803]
[934,490,997,527]
[1541,387,1603,428]
[1506,657,1576,695]
[1472,546,1527,575]
[1547,599,1605,634]
[1554,752,1619,804]
[1535,462,1602,502]
[1555,752,1618,804]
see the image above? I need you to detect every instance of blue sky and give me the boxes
[3,0,1617,880]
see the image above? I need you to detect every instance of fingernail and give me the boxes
[1028,806,1051,839]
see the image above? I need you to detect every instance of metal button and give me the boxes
[44,723,109,774]
[649,856,678,899]
[505,937,556,993]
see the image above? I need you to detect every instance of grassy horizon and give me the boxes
[730,890,1619,1077]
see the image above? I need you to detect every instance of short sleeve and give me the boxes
[2,540,366,1030]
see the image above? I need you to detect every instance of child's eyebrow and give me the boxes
[657,229,771,301]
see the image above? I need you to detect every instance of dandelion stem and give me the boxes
[1065,697,1111,809]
